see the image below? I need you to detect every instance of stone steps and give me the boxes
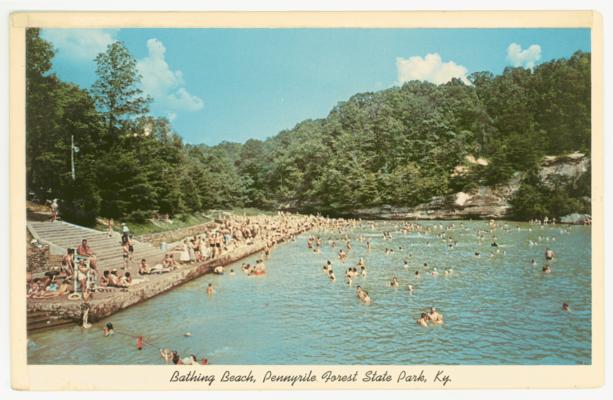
[27,310,76,333]
[28,220,168,273]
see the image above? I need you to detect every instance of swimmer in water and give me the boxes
[428,307,444,325]
[160,348,173,363]
[545,247,555,261]
[416,312,430,327]
[328,270,336,282]
[403,260,409,269]
[407,284,414,293]
[356,286,371,304]
[415,270,420,278]
[543,265,552,273]
[475,251,480,257]
[390,276,399,287]
[531,259,537,267]
[103,322,114,337]
[207,283,215,296]
[431,268,438,276]
[562,302,570,312]
[346,275,353,286]
[229,269,235,275]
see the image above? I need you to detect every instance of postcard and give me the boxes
[9,10,603,390]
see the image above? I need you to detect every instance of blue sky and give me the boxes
[41,28,590,145]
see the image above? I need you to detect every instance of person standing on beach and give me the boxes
[50,199,59,222]
[122,242,130,269]
[107,218,114,237]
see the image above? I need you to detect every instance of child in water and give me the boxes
[103,322,114,336]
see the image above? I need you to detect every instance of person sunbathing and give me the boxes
[100,270,110,287]
[36,279,71,298]
[118,272,132,287]
[77,239,97,269]
[108,270,121,287]
[27,279,46,298]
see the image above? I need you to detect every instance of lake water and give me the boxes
[28,220,592,365]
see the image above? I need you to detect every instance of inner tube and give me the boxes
[253,270,266,276]
[67,292,82,301]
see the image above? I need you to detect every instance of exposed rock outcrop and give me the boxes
[351,153,590,220]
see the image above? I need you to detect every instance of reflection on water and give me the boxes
[28,221,591,365]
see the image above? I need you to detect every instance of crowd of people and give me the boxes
[27,212,346,301]
[301,217,571,328]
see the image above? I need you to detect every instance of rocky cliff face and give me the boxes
[351,152,590,221]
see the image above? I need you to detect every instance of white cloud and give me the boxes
[42,29,117,61]
[396,53,469,85]
[506,43,542,69]
[137,38,204,114]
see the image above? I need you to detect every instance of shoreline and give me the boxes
[25,212,589,333]
[26,224,311,330]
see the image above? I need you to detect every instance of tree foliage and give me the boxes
[25,30,591,224]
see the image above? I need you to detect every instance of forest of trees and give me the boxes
[26,28,591,225]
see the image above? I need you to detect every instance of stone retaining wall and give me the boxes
[27,231,302,324]
[27,244,62,274]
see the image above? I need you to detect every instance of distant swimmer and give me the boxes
[475,252,480,257]
[416,313,429,327]
[491,240,499,247]
[360,265,367,278]
[415,271,420,278]
[562,302,570,312]
[542,265,552,273]
[323,260,332,272]
[545,247,555,261]
[356,286,371,304]
[431,268,438,276]
[328,270,336,282]
[160,348,173,363]
[207,283,215,296]
[407,284,414,293]
[229,269,235,276]
[103,322,114,337]
[428,307,444,325]
[403,260,409,269]
[530,259,537,267]
[346,275,353,286]
[390,276,399,287]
